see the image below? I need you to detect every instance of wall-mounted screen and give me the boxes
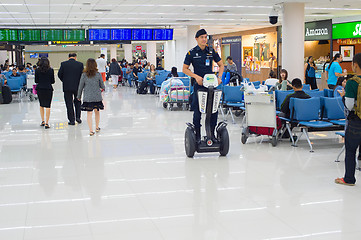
[111,29,132,41]
[64,29,86,41]
[132,29,153,41]
[30,53,39,58]
[89,29,110,41]
[39,53,49,58]
[41,30,63,41]
[0,29,18,41]
[18,30,41,41]
[153,29,173,40]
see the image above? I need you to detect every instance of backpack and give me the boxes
[350,76,361,119]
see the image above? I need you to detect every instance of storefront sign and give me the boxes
[254,35,266,41]
[136,46,142,50]
[333,21,361,39]
[278,20,332,42]
[221,36,241,44]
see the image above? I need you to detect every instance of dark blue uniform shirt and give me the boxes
[184,45,221,79]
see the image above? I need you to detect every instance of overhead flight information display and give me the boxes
[111,29,131,40]
[18,30,41,41]
[64,29,86,41]
[153,29,173,40]
[41,29,63,41]
[132,29,153,41]
[0,29,18,41]
[89,29,110,41]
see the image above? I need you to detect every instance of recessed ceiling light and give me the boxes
[312,12,330,15]
[176,20,191,22]
[82,19,99,22]
[82,2,91,5]
[92,9,112,12]
[208,10,228,13]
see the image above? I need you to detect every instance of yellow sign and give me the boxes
[52,41,80,44]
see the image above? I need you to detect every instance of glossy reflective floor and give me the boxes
[1,80,361,240]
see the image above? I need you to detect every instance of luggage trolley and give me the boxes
[26,74,37,101]
[241,91,281,147]
[163,77,190,111]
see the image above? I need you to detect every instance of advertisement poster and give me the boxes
[213,39,221,72]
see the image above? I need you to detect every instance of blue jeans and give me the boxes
[192,84,218,130]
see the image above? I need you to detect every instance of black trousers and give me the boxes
[64,91,81,122]
[305,76,318,90]
[192,84,218,131]
[344,115,361,184]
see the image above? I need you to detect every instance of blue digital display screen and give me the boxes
[153,29,173,40]
[88,29,110,41]
[132,29,153,41]
[111,29,131,41]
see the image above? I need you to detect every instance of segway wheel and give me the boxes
[162,102,167,109]
[219,128,230,156]
[271,136,277,147]
[241,133,248,144]
[185,128,196,158]
[177,103,183,108]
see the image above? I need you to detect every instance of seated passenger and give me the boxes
[125,63,134,86]
[226,56,237,72]
[0,73,7,85]
[156,64,164,70]
[7,68,21,80]
[264,70,278,86]
[276,69,292,91]
[279,78,311,119]
[334,77,347,98]
[166,67,178,79]
[18,65,27,87]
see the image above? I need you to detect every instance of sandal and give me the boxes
[89,131,95,136]
[335,178,355,186]
[45,124,50,129]
[40,121,45,126]
[96,127,101,132]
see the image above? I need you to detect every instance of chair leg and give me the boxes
[302,128,314,152]
[219,105,225,120]
[285,124,295,146]
[229,109,235,124]
[294,130,303,147]
[336,146,345,162]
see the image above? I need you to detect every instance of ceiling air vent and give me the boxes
[208,10,228,13]
[176,20,191,22]
[82,19,99,22]
[312,12,330,15]
[92,9,112,12]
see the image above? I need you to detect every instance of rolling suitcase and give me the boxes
[137,81,148,94]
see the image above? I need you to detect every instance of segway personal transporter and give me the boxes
[185,74,230,158]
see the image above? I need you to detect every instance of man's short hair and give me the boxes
[100,54,105,58]
[292,78,303,89]
[226,56,232,61]
[69,53,77,58]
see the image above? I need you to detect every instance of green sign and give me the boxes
[0,29,17,41]
[333,22,361,39]
[63,29,85,41]
[18,30,41,41]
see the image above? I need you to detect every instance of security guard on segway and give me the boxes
[182,29,225,142]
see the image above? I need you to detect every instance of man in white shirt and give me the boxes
[96,54,107,82]
[264,70,279,86]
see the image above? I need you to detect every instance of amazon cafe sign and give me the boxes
[332,21,361,39]
[278,20,332,42]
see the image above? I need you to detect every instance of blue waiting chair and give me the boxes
[289,97,333,152]
[303,84,311,90]
[304,90,324,98]
[222,85,244,123]
[6,78,23,101]
[275,90,294,110]
[321,97,345,126]
[324,89,334,97]
[154,75,167,94]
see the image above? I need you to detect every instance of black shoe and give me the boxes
[40,121,45,127]
[68,122,75,125]
[195,128,201,142]
[45,124,50,129]
[76,118,82,124]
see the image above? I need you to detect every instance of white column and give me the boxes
[282,2,305,81]
[0,51,7,65]
[110,44,117,61]
[164,40,176,70]
[187,25,200,51]
[146,42,157,66]
[123,44,133,63]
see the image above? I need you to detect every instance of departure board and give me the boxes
[41,29,63,41]
[111,29,131,40]
[153,29,173,40]
[132,29,153,41]
[64,29,86,41]
[0,29,18,41]
[89,29,110,41]
[18,30,41,41]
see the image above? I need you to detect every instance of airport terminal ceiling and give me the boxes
[0,0,360,35]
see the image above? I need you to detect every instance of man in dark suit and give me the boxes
[58,53,84,125]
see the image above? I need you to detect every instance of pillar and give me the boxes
[187,25,200,51]
[146,42,157,66]
[123,44,132,63]
[282,2,305,81]
[110,44,117,61]
[164,40,176,70]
